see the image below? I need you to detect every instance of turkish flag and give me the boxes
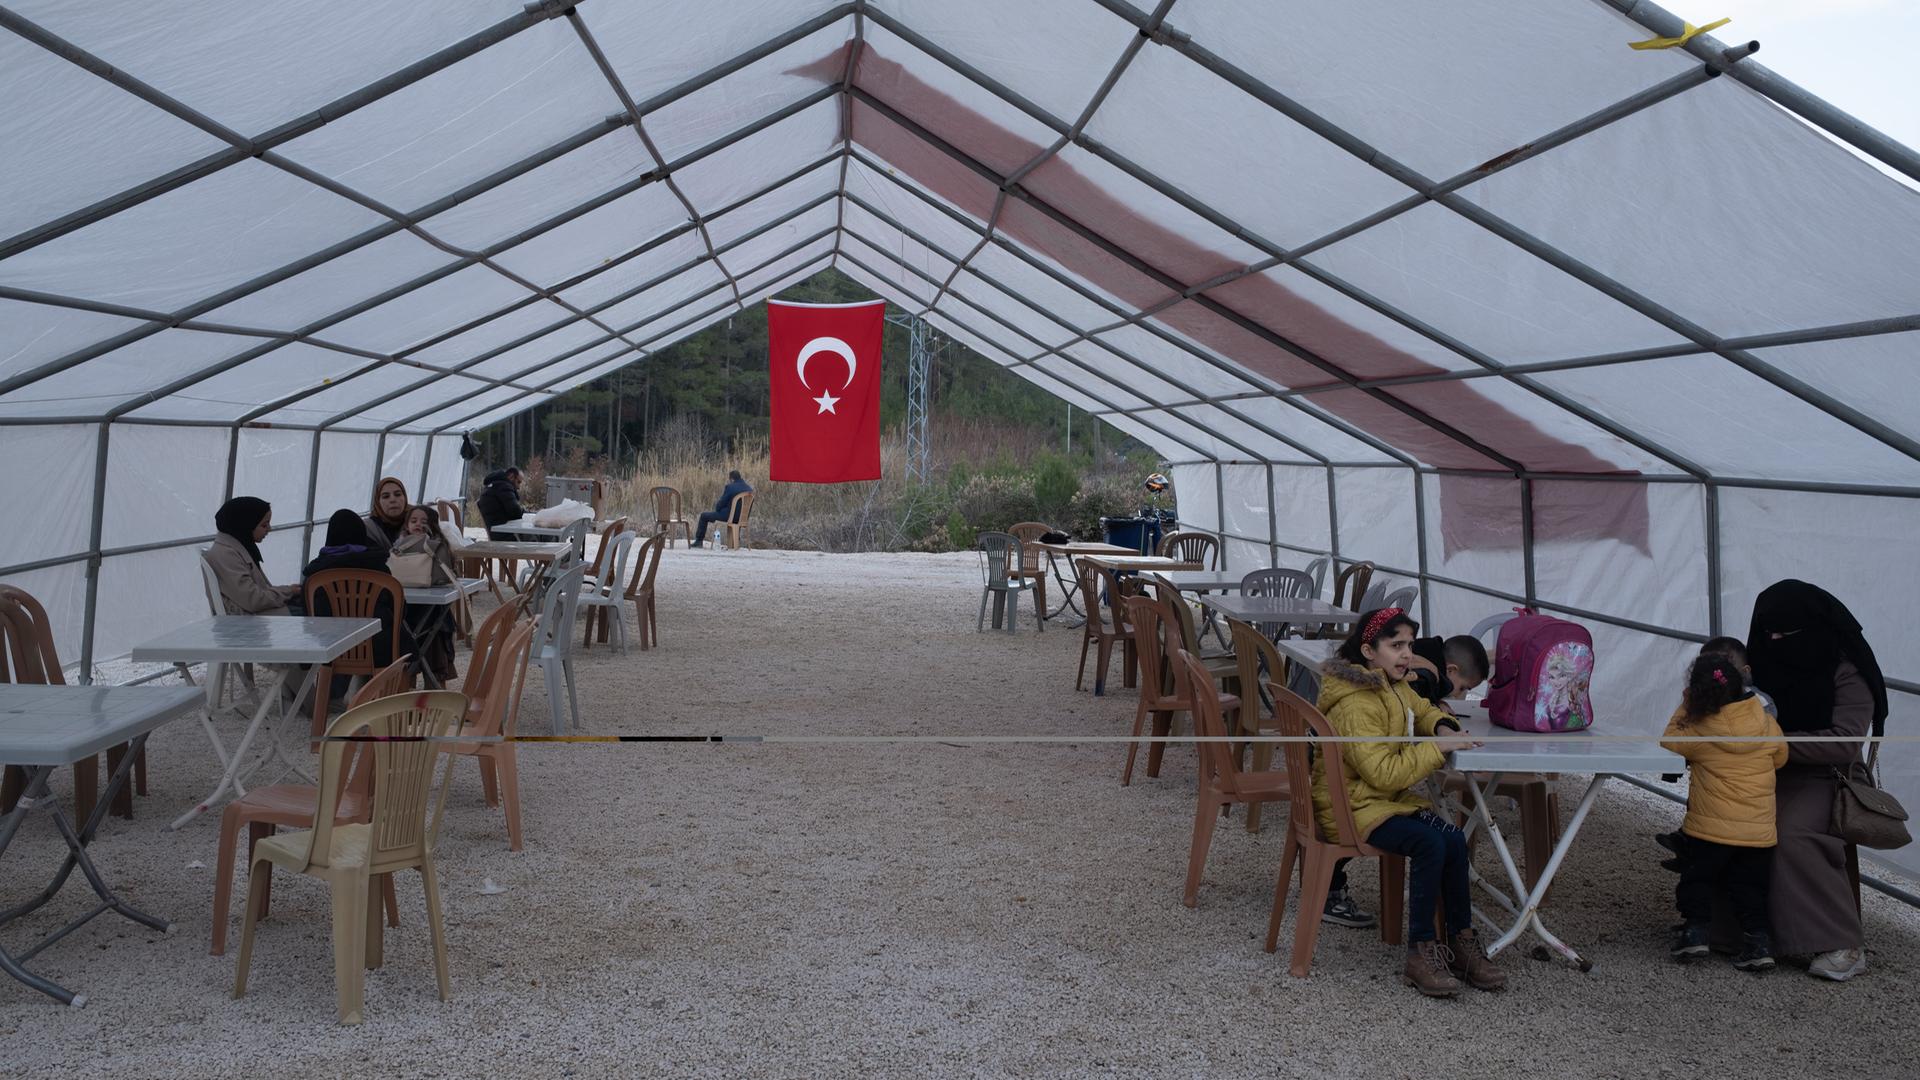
[767,298,886,483]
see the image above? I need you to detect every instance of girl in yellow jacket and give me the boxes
[1661,652,1789,971]
[1314,608,1496,997]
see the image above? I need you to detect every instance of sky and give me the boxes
[1704,0,1920,186]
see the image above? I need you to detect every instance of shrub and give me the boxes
[1032,452,1080,518]
[945,509,975,551]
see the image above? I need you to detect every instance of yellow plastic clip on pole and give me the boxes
[1629,16,1730,50]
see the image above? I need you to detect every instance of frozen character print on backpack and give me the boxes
[1484,611,1596,733]
[1540,643,1594,731]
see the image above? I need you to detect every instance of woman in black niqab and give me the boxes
[1747,579,1888,737]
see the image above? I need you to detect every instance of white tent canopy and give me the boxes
[2,0,1917,881]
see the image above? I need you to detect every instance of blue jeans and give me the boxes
[1366,809,1472,943]
[693,511,725,545]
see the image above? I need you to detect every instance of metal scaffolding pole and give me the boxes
[886,313,936,484]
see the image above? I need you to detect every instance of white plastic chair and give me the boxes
[576,530,637,652]
[1470,610,1520,645]
[197,551,254,709]
[1302,557,1329,597]
[534,564,587,735]
[1381,585,1419,613]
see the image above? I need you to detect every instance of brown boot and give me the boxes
[1402,940,1462,998]
[1448,929,1508,991]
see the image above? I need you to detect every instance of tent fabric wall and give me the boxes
[2,0,1917,881]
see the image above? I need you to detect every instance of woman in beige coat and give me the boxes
[205,497,299,616]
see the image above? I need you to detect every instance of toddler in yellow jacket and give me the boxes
[1661,652,1788,971]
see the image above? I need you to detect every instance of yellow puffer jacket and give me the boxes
[1312,660,1455,843]
[1660,696,1788,848]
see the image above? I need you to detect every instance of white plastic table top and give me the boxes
[1201,595,1354,623]
[1162,571,1256,592]
[494,517,606,538]
[1080,555,1202,572]
[1446,704,1683,776]
[0,684,203,766]
[404,585,462,606]
[1272,636,1339,671]
[458,539,571,560]
[127,616,379,665]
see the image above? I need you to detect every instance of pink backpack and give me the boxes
[1484,614,1595,732]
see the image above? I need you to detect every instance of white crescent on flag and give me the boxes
[796,336,858,414]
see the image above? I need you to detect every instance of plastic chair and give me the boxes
[624,532,667,651]
[579,530,638,651]
[1469,610,1520,644]
[1380,584,1418,613]
[1226,616,1294,832]
[1240,567,1317,638]
[303,568,407,738]
[1006,521,1052,616]
[447,617,538,850]
[651,486,693,548]
[1302,557,1329,597]
[1158,530,1220,569]
[1120,595,1240,786]
[710,491,754,550]
[1262,680,1407,976]
[533,563,587,735]
[457,601,523,731]
[197,552,257,709]
[1073,561,1136,696]
[232,690,465,1025]
[209,656,412,956]
[1176,650,1288,907]
[584,517,630,578]
[0,586,145,822]
[976,531,1039,634]
[1315,560,1375,638]
[1358,579,1390,613]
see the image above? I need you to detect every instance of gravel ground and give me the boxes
[4,548,1916,1079]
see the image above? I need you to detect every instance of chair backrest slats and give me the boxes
[625,532,667,598]
[0,586,65,686]
[1266,679,1368,846]
[304,569,404,676]
[650,486,682,526]
[1158,530,1220,570]
[977,531,1019,584]
[1176,650,1241,790]
[537,564,588,653]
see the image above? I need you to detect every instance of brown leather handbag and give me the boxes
[1830,751,1911,850]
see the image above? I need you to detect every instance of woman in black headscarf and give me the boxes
[205,497,300,615]
[1746,580,1887,981]
[302,510,408,668]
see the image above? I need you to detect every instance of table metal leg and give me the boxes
[1462,772,1608,971]
[1043,552,1088,628]
[169,667,308,830]
[0,737,171,1006]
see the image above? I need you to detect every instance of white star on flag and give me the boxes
[813,391,840,414]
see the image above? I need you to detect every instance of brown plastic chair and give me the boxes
[1006,521,1052,616]
[1262,679,1407,976]
[209,656,413,956]
[0,585,145,822]
[446,617,538,850]
[1073,561,1136,696]
[304,568,406,737]
[651,486,693,548]
[710,490,754,550]
[456,601,522,731]
[624,532,667,650]
[1157,530,1220,570]
[1120,595,1240,786]
[233,690,464,1025]
[1315,560,1376,638]
[1175,650,1288,907]
[1227,616,1292,832]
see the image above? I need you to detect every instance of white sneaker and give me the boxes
[1808,948,1866,982]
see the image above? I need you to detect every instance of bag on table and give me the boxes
[388,552,435,588]
[1483,613,1594,732]
[1830,755,1911,850]
[531,498,593,529]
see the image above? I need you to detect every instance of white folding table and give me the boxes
[0,684,202,1006]
[129,616,378,830]
[1444,705,1683,970]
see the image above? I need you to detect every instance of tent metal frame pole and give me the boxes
[427,255,839,437]
[1325,467,1340,584]
[831,2,869,251]
[1519,476,1538,606]
[1412,467,1432,628]
[301,430,326,564]
[1212,463,1226,571]
[0,521,316,579]
[1704,482,1724,636]
[860,1,1725,480]
[838,190,1414,471]
[838,248,1227,461]
[1605,0,1920,186]
[838,245,1253,463]
[843,159,1422,470]
[74,422,110,682]
[403,224,842,434]
[1264,463,1280,570]
[0,0,571,262]
[425,245,842,435]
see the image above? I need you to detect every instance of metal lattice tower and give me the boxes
[888,312,936,483]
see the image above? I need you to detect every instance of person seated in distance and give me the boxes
[691,470,753,548]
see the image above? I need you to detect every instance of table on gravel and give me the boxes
[403,580,487,689]
[1199,595,1356,642]
[1444,704,1683,971]
[1064,552,1204,627]
[459,539,571,600]
[129,616,379,830]
[1029,541,1137,626]
[0,683,202,1006]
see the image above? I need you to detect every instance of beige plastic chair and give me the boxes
[1006,521,1052,616]
[209,656,413,956]
[1157,530,1220,570]
[651,486,693,548]
[447,617,538,850]
[233,690,465,1025]
[710,491,754,550]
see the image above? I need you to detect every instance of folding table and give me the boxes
[129,616,378,830]
[0,684,201,1006]
[1445,705,1683,970]
[1029,541,1135,625]
[403,579,486,689]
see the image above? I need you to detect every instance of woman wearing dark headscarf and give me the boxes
[1746,580,1887,981]
[302,510,409,669]
[363,476,410,555]
[204,497,300,615]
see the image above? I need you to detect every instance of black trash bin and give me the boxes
[1101,515,1165,556]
